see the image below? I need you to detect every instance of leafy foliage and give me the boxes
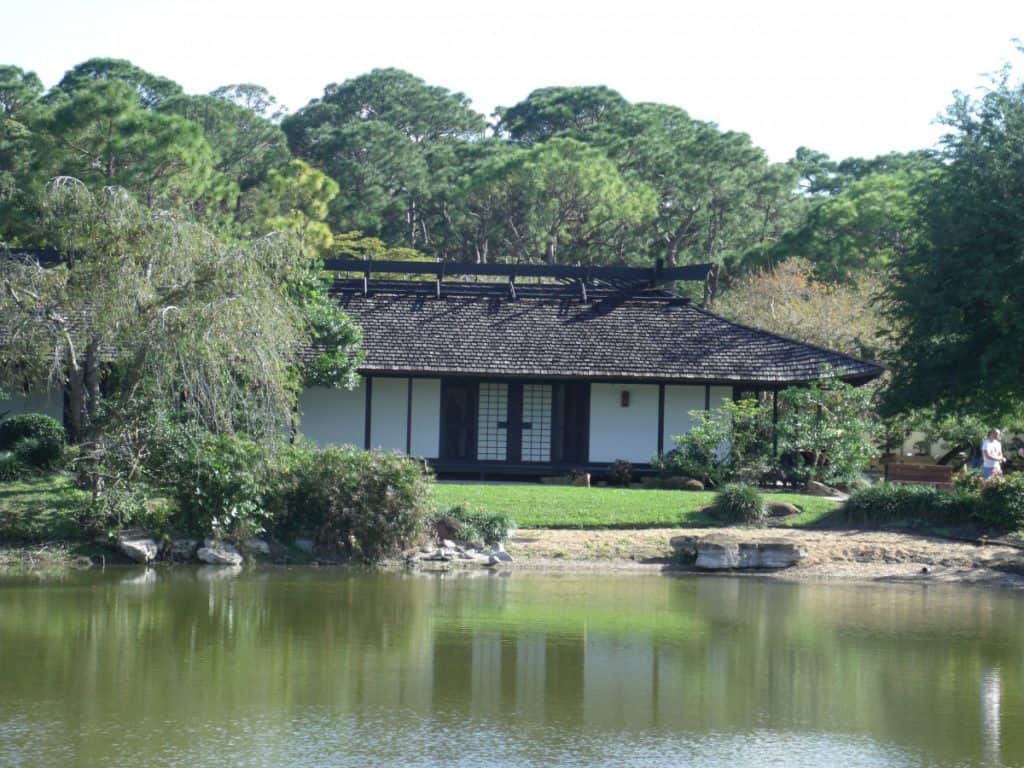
[841,483,976,526]
[713,258,889,362]
[977,474,1024,531]
[13,436,63,470]
[711,483,767,524]
[170,433,270,539]
[886,56,1024,419]
[0,451,26,481]
[655,398,773,487]
[0,413,65,450]
[776,376,879,485]
[268,445,432,562]
[434,504,513,546]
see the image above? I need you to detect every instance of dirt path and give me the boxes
[505,527,1024,587]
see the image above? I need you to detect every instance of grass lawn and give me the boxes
[0,474,91,543]
[433,482,838,529]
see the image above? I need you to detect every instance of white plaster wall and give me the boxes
[410,378,440,458]
[588,383,659,463]
[709,385,733,409]
[0,390,63,422]
[370,377,409,452]
[297,381,365,448]
[663,385,707,446]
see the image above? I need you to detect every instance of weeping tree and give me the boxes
[0,179,362,487]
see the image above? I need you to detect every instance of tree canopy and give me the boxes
[885,61,1024,420]
[2,54,1024,427]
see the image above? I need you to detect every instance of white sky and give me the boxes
[6,0,1023,161]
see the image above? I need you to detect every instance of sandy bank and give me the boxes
[505,527,1024,588]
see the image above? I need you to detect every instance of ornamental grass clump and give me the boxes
[711,483,767,524]
[0,451,25,481]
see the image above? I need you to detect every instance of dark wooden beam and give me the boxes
[322,258,713,284]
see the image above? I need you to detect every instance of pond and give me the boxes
[0,568,1021,767]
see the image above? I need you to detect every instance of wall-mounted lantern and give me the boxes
[620,390,630,408]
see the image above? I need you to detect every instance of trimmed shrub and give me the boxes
[841,483,977,526]
[171,433,270,539]
[608,459,634,487]
[976,474,1024,531]
[0,451,26,481]
[436,504,513,546]
[711,483,767,524]
[0,414,65,471]
[13,436,64,470]
[0,413,65,451]
[269,446,433,562]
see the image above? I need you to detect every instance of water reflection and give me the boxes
[0,569,1021,767]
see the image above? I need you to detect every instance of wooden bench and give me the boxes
[885,462,954,489]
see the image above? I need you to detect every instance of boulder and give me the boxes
[662,476,705,491]
[693,535,806,570]
[197,539,243,566]
[170,538,199,561]
[806,480,847,499]
[768,502,801,517]
[241,537,271,555]
[294,538,315,554]
[695,535,742,569]
[488,549,513,563]
[117,534,159,564]
[755,539,807,569]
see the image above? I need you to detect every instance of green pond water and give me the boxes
[0,568,1022,767]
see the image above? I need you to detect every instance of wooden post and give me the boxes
[363,377,373,450]
[657,384,666,455]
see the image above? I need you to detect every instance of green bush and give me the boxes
[0,414,66,471]
[711,483,767,524]
[13,436,64,470]
[953,468,983,494]
[268,446,432,562]
[776,378,879,486]
[0,413,65,451]
[0,451,26,481]
[841,483,977,525]
[171,433,270,539]
[435,504,513,546]
[976,474,1024,531]
[655,398,773,487]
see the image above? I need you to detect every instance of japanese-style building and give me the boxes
[0,255,883,476]
[296,260,883,476]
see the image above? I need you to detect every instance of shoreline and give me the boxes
[501,526,1024,588]
[4,526,1024,590]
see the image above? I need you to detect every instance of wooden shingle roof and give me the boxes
[334,281,883,385]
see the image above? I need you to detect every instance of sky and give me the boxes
[5,0,1024,161]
